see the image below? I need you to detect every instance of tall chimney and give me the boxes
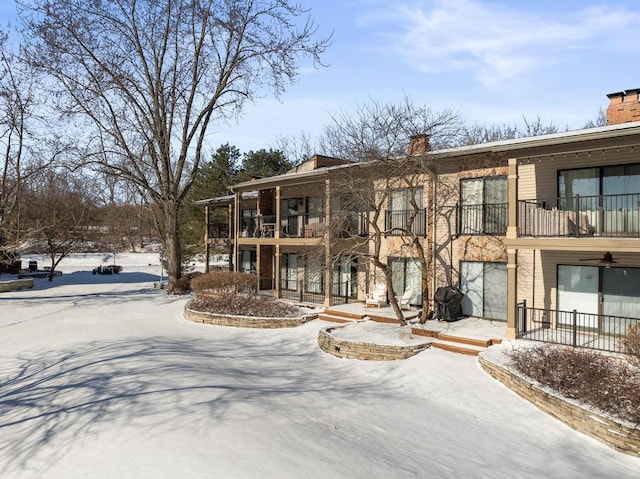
[606,89,640,125]
[408,134,431,155]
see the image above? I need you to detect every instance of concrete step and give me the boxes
[436,333,492,348]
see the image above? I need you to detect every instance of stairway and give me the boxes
[411,327,500,356]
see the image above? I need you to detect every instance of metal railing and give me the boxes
[519,193,640,238]
[384,208,426,236]
[516,300,639,353]
[458,203,508,235]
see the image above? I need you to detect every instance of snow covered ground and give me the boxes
[1,253,639,478]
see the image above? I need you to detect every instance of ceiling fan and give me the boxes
[579,252,617,268]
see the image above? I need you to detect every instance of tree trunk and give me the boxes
[163,202,183,292]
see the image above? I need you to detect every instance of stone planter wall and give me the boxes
[318,326,431,360]
[184,307,316,329]
[478,354,640,458]
[0,279,34,293]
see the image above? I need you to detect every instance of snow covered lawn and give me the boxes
[1,254,639,478]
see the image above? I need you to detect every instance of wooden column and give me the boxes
[324,178,332,307]
[204,205,210,273]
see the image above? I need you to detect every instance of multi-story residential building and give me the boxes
[198,90,640,348]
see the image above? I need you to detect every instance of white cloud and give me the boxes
[365,0,639,88]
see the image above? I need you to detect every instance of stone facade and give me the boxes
[479,354,640,458]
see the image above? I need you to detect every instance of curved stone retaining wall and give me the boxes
[318,326,431,360]
[184,307,316,329]
[0,279,34,293]
[479,354,640,458]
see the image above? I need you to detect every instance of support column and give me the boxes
[506,157,518,240]
[275,185,281,239]
[506,157,519,339]
[204,205,210,273]
[275,244,281,298]
[506,248,518,339]
[233,191,240,272]
[324,178,332,307]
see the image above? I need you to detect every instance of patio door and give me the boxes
[460,262,507,320]
[557,265,598,328]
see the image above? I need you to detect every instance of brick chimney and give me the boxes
[408,134,431,155]
[606,89,640,125]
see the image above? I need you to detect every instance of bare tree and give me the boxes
[0,27,51,265]
[18,0,330,291]
[21,170,100,280]
[322,98,463,323]
[460,114,566,146]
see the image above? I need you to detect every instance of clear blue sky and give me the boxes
[2,0,639,156]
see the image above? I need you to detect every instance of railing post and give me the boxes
[522,299,527,334]
[575,195,581,237]
[572,309,578,347]
[299,278,303,303]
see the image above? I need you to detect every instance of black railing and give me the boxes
[516,300,639,353]
[278,278,325,304]
[458,203,508,235]
[384,209,426,236]
[519,193,640,238]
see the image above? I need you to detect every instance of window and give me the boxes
[390,257,422,305]
[305,255,324,294]
[460,261,507,320]
[332,258,357,298]
[559,163,640,235]
[558,265,640,332]
[280,253,298,291]
[386,187,425,235]
[460,176,507,234]
[241,209,257,237]
[240,250,256,274]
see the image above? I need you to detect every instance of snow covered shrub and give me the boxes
[508,345,640,424]
[621,323,640,366]
[188,293,301,318]
[191,271,257,295]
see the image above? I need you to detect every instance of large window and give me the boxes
[460,261,507,320]
[460,176,507,234]
[240,209,257,237]
[280,253,298,291]
[386,187,425,235]
[390,258,422,306]
[305,255,324,294]
[559,163,640,235]
[558,265,640,331]
[240,250,256,274]
[332,258,357,298]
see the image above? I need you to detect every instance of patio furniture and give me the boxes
[398,288,413,310]
[366,284,387,308]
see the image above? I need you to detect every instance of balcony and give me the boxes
[384,209,426,236]
[519,193,640,238]
[458,203,508,235]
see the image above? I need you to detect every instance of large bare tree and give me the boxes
[323,98,462,323]
[18,0,329,291]
[0,27,59,265]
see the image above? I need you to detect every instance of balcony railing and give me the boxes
[519,193,640,238]
[458,203,508,235]
[384,209,426,236]
[516,300,639,353]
